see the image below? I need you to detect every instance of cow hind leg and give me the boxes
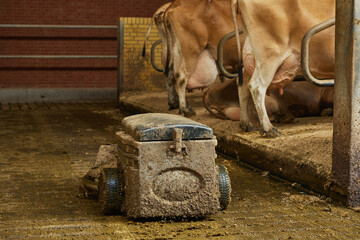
[175,70,195,117]
[166,20,194,117]
[177,84,195,117]
[238,71,258,132]
[248,64,281,138]
[166,67,179,110]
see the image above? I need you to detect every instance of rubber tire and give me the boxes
[218,164,231,210]
[99,168,124,215]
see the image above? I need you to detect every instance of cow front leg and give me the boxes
[238,71,258,132]
[248,67,280,138]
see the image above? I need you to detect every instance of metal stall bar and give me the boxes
[301,18,335,87]
[0,24,117,29]
[0,24,117,59]
[151,40,164,73]
[333,0,360,207]
[0,23,119,100]
[217,30,243,79]
[0,55,116,59]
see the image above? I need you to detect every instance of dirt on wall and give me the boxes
[123,48,165,92]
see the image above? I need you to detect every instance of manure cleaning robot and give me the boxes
[98,113,231,218]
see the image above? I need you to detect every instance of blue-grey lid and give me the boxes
[122,113,213,141]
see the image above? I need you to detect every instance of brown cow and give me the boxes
[143,3,179,110]
[164,0,243,117]
[231,0,335,137]
[203,78,334,122]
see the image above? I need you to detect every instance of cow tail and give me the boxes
[231,0,243,86]
[164,46,170,76]
[164,27,171,76]
[163,14,171,76]
[142,17,155,57]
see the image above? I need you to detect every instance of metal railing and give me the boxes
[0,24,117,59]
[0,55,117,59]
[0,22,124,99]
[0,24,117,29]
[301,17,335,87]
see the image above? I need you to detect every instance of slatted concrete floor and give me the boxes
[1,102,360,239]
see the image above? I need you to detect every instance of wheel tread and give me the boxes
[218,164,231,210]
[99,168,123,215]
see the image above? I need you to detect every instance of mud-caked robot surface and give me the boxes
[98,113,231,218]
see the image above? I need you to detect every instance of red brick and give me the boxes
[0,0,168,89]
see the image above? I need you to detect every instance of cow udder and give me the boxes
[186,50,218,89]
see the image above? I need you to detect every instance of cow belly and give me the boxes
[186,50,218,89]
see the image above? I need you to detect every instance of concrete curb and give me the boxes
[118,92,343,201]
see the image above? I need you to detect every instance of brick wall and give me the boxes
[0,0,169,91]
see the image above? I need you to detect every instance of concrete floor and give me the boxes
[1,101,360,239]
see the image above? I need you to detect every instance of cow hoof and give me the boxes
[320,108,333,117]
[240,122,258,132]
[184,107,196,117]
[261,128,281,138]
[275,114,295,124]
[179,107,196,117]
[168,102,179,110]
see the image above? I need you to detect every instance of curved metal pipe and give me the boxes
[151,39,164,72]
[217,30,243,78]
[301,17,335,87]
[82,176,98,192]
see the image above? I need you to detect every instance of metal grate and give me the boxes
[0,101,116,111]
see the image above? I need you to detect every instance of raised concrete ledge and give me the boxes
[0,88,117,103]
[119,91,340,199]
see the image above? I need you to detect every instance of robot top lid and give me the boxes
[122,113,213,142]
